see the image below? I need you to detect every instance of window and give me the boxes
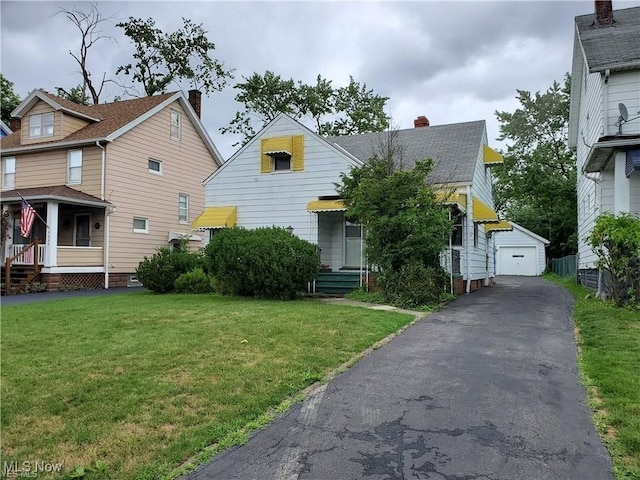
[67,149,83,184]
[178,194,189,223]
[170,110,181,140]
[29,112,54,138]
[2,157,16,189]
[133,217,149,233]
[273,153,291,171]
[451,214,463,246]
[473,223,479,248]
[261,135,304,173]
[148,158,162,174]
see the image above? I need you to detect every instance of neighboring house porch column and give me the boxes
[45,201,59,267]
[614,152,630,213]
[2,203,8,263]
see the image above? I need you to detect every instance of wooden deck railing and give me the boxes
[4,239,40,295]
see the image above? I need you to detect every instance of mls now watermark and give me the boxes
[2,461,64,478]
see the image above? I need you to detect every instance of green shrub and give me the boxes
[205,227,319,299]
[136,247,206,293]
[379,263,448,309]
[174,268,212,294]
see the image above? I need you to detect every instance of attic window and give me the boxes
[29,112,54,138]
[170,110,181,140]
[271,152,292,171]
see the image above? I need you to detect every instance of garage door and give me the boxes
[498,246,537,276]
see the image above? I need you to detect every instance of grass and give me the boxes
[546,274,640,479]
[0,292,415,480]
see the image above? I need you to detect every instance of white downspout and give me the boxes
[466,185,472,294]
[96,141,109,288]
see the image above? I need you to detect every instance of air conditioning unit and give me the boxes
[626,149,640,177]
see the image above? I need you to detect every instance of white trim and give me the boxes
[0,193,109,209]
[148,158,163,175]
[133,217,149,234]
[41,266,105,274]
[0,119,13,135]
[11,89,100,121]
[509,222,550,245]
[2,156,16,190]
[66,149,83,185]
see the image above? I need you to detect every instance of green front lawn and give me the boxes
[1,293,414,479]
[547,275,640,479]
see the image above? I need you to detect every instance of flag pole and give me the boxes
[16,192,50,230]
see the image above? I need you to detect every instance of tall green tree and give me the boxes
[221,71,389,146]
[116,17,233,96]
[494,75,577,258]
[1,74,20,125]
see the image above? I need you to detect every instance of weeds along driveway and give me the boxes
[185,276,612,480]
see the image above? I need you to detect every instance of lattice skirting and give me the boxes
[42,273,104,291]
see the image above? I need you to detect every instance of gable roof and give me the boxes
[575,6,640,72]
[203,113,363,184]
[327,120,486,184]
[1,90,223,165]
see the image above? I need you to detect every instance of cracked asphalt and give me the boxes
[184,276,612,480]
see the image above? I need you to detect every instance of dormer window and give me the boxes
[29,112,54,138]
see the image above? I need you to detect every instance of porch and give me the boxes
[1,186,111,293]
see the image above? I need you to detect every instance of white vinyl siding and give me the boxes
[2,156,16,189]
[494,223,548,276]
[204,116,359,245]
[67,149,83,185]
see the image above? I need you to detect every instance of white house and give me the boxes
[568,1,640,290]
[493,222,550,276]
[194,114,503,294]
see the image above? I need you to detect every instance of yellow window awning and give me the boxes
[485,220,512,233]
[472,197,500,223]
[436,191,467,211]
[191,206,237,230]
[483,145,504,165]
[307,199,346,212]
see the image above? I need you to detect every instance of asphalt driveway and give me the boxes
[185,276,612,480]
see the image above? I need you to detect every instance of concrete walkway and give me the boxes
[185,276,612,480]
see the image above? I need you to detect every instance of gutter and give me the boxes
[1,137,107,155]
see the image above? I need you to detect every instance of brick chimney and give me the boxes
[414,115,430,128]
[188,89,202,118]
[595,0,613,25]
[9,117,21,132]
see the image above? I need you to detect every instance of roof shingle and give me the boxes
[327,120,486,184]
[575,6,640,71]
[0,91,176,150]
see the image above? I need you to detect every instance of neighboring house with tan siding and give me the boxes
[0,89,222,293]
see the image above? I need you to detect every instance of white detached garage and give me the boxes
[494,222,549,276]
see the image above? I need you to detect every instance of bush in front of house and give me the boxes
[136,247,206,293]
[174,267,212,294]
[379,262,449,309]
[205,227,320,300]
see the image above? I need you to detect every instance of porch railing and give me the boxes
[8,243,47,265]
[4,239,40,294]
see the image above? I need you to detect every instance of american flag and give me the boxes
[21,199,36,238]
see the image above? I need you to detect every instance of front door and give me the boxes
[344,221,363,268]
[74,214,91,246]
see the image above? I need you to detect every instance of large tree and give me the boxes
[494,75,577,258]
[56,3,114,105]
[221,71,389,146]
[1,74,20,125]
[116,16,233,96]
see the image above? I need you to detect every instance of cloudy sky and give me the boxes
[1,0,636,159]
